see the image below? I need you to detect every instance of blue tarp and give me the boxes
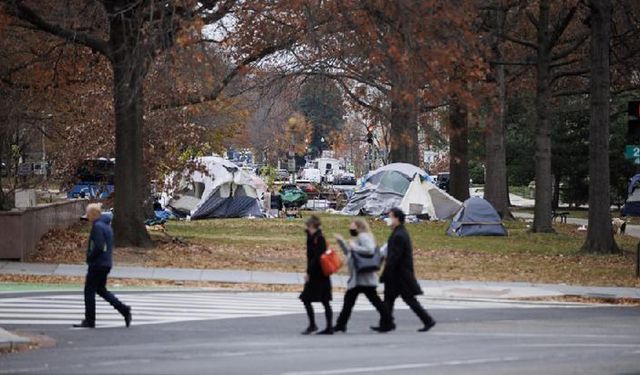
[623,174,640,217]
[67,182,114,199]
[447,197,507,237]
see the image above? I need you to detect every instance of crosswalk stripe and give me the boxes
[0,291,593,328]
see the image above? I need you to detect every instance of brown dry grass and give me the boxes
[25,214,640,288]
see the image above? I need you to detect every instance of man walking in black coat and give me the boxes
[372,207,436,333]
[73,203,132,328]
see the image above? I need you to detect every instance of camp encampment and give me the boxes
[447,197,507,237]
[342,163,460,219]
[163,156,263,219]
[622,174,640,217]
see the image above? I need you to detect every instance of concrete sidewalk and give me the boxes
[1,261,639,300]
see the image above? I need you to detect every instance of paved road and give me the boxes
[0,291,639,375]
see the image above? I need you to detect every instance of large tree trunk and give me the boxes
[485,3,512,219]
[449,99,470,201]
[388,84,420,165]
[109,10,152,248]
[532,0,554,233]
[582,0,618,253]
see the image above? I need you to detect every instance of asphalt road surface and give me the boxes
[0,290,639,375]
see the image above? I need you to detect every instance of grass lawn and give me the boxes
[28,213,640,287]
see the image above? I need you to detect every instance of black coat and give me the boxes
[299,230,332,302]
[380,225,423,296]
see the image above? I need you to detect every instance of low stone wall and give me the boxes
[0,200,87,261]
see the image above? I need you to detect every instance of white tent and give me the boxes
[163,156,263,219]
[399,174,461,220]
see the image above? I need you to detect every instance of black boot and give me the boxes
[317,327,334,335]
[301,325,318,335]
[418,320,436,332]
[73,320,95,328]
[370,322,396,332]
[334,325,347,333]
[123,306,132,328]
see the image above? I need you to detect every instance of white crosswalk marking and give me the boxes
[0,292,595,328]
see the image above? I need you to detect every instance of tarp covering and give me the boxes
[447,197,507,237]
[192,196,262,219]
[280,185,308,208]
[399,174,461,220]
[342,163,452,217]
[163,156,263,219]
[623,174,640,217]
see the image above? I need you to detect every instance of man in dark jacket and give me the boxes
[73,204,131,328]
[372,207,436,333]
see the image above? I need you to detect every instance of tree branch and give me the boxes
[548,5,578,49]
[500,32,538,50]
[551,33,589,61]
[4,0,111,59]
[151,39,295,111]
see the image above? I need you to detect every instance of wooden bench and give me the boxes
[552,211,570,224]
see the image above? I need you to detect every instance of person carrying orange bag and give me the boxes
[299,215,334,335]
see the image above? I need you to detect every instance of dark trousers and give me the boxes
[384,288,433,326]
[84,266,128,323]
[303,300,332,328]
[336,286,392,329]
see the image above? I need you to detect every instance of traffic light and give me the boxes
[629,101,640,143]
[366,125,374,144]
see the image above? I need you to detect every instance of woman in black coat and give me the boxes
[299,215,333,335]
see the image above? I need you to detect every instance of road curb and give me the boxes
[0,328,31,351]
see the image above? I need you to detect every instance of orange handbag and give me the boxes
[320,248,342,277]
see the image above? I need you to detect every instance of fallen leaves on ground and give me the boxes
[24,219,640,288]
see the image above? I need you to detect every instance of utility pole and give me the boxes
[349,132,354,173]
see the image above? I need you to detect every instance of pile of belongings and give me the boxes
[280,184,308,208]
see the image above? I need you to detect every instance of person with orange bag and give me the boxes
[299,215,334,335]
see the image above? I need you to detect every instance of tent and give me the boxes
[399,174,461,220]
[163,156,263,219]
[447,197,507,237]
[623,174,640,217]
[342,163,459,218]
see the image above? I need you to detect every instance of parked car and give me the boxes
[436,172,450,192]
[333,172,357,185]
[275,169,290,181]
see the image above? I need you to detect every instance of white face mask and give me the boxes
[384,217,393,227]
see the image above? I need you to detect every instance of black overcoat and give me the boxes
[299,230,332,302]
[380,225,423,296]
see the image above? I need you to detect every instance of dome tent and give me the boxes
[447,197,507,237]
[163,156,263,219]
[342,163,458,218]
